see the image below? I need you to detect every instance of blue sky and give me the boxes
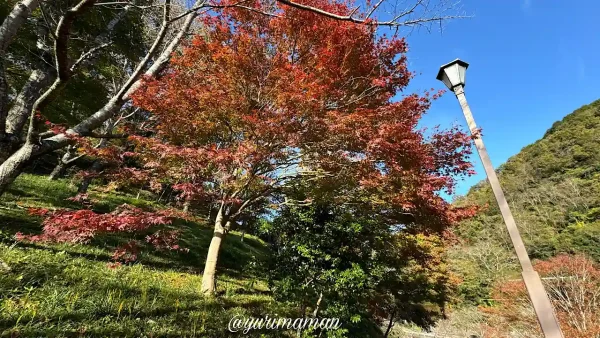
[397,0,600,197]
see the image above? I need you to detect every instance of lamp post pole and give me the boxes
[437,60,564,338]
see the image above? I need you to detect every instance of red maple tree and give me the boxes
[129,1,475,294]
[17,0,475,294]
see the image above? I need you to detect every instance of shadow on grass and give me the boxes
[1,174,270,280]
[5,220,269,280]
[0,287,285,337]
[1,175,283,337]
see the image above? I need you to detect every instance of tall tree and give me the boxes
[130,1,474,294]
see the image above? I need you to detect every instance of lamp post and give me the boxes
[436,59,564,338]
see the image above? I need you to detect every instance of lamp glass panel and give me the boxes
[458,64,466,86]
[445,64,460,87]
[441,73,452,90]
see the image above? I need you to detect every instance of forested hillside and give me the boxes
[439,99,600,337]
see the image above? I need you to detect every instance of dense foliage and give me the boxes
[268,198,457,336]
[486,255,600,338]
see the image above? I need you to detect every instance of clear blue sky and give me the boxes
[398,0,600,197]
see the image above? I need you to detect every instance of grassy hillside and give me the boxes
[452,98,600,301]
[0,175,294,337]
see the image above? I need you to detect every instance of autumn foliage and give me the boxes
[16,0,476,294]
[16,200,187,263]
[130,1,476,225]
[485,254,600,338]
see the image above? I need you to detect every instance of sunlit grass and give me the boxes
[0,174,293,337]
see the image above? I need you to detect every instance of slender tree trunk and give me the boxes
[78,160,102,193]
[0,58,8,136]
[0,0,40,51]
[0,143,36,195]
[383,309,396,338]
[240,230,245,242]
[48,159,67,180]
[6,69,54,136]
[201,204,228,294]
[313,292,323,317]
[48,146,78,180]
[0,0,41,131]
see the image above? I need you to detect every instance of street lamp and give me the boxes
[437,59,564,338]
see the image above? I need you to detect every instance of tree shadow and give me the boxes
[0,284,286,338]
[3,215,270,282]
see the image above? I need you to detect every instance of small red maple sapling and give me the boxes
[17,204,188,262]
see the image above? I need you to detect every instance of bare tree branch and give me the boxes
[70,42,112,72]
[79,131,129,139]
[26,0,97,144]
[276,0,467,28]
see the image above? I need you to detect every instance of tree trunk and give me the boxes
[0,143,36,195]
[6,69,54,136]
[383,309,396,338]
[240,230,245,242]
[0,59,8,136]
[48,146,78,180]
[313,292,323,317]
[201,204,228,294]
[48,160,67,180]
[300,303,307,316]
[0,0,41,131]
[78,160,102,194]
[0,0,39,51]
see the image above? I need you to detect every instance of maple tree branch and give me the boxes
[279,196,313,207]
[229,187,272,220]
[366,0,385,19]
[167,0,281,23]
[94,1,163,9]
[113,107,139,126]
[64,153,85,164]
[168,0,209,23]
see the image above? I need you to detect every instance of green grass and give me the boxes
[0,174,295,337]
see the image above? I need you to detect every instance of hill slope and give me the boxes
[0,174,291,338]
[452,98,600,301]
